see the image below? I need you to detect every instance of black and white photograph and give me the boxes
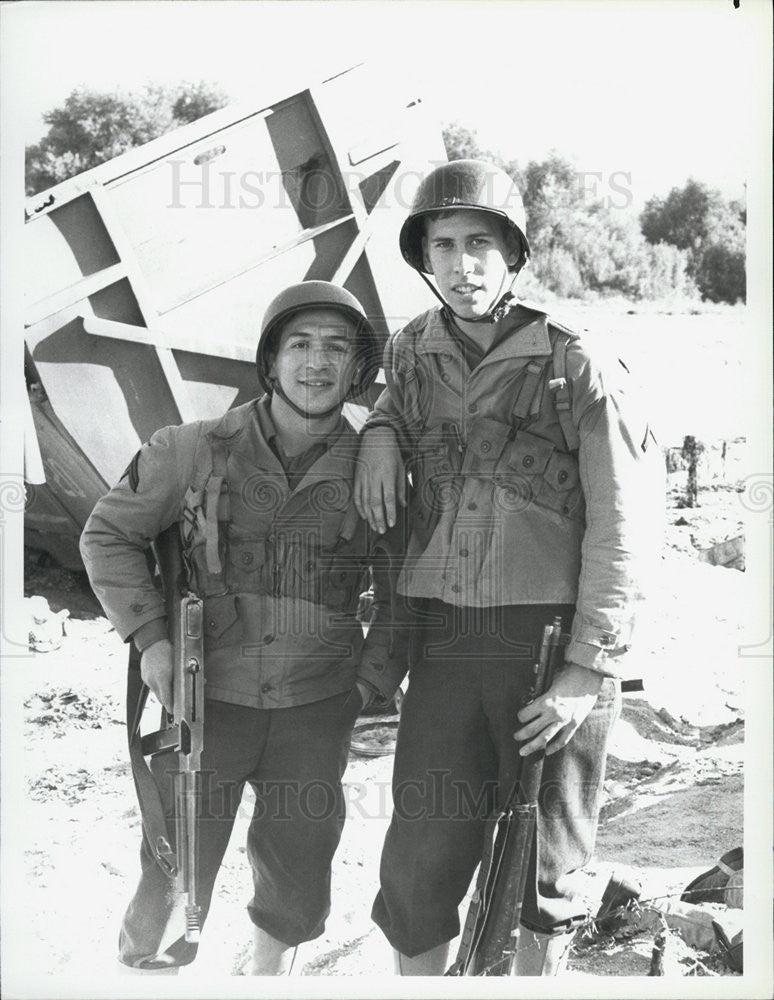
[1,1,772,996]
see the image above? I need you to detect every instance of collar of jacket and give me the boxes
[414,303,552,369]
[204,396,361,493]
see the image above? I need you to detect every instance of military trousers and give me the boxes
[119,689,361,969]
[371,600,621,958]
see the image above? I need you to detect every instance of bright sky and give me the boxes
[2,0,766,208]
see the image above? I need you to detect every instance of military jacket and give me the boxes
[364,303,663,676]
[80,398,407,709]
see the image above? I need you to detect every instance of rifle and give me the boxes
[127,525,205,943]
[446,617,565,976]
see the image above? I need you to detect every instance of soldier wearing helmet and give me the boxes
[353,160,662,975]
[81,281,408,975]
[398,158,530,325]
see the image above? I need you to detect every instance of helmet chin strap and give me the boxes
[418,269,517,326]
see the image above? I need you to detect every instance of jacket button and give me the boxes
[562,505,570,514]
[467,501,477,511]
[441,373,450,383]
[261,682,272,693]
[522,455,535,468]
[263,634,274,644]
[451,584,461,593]
[558,470,569,484]
[480,441,491,453]
[241,552,253,564]
[468,403,478,414]
[459,548,469,557]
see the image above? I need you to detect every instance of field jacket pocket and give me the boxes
[409,424,464,547]
[202,593,242,650]
[497,430,584,523]
[226,536,266,592]
[463,417,511,477]
[538,451,585,521]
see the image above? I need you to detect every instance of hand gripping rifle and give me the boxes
[446,617,565,976]
[126,524,205,943]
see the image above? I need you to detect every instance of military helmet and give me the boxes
[256,281,379,400]
[399,159,530,274]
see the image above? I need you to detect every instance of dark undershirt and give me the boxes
[267,436,328,493]
[254,396,340,492]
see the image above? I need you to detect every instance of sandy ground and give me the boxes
[6,303,767,992]
[9,481,750,990]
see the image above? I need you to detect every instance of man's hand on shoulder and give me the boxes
[140,638,174,713]
[514,662,605,757]
[353,426,405,534]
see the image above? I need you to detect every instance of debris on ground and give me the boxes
[14,449,750,980]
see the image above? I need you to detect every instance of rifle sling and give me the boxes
[126,645,178,879]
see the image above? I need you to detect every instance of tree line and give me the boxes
[444,122,745,305]
[25,86,745,305]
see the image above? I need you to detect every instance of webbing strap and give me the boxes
[510,359,547,427]
[212,441,231,521]
[126,647,177,879]
[203,441,230,576]
[548,334,580,452]
[204,476,224,574]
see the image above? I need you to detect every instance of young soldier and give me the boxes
[81,281,406,974]
[353,160,663,975]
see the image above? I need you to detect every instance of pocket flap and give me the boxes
[467,417,510,460]
[502,431,554,475]
[227,537,262,572]
[203,594,240,638]
[543,451,579,492]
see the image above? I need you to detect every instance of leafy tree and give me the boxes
[641,179,720,253]
[640,179,745,303]
[698,242,746,304]
[442,121,489,163]
[511,150,695,300]
[26,81,229,195]
[440,125,695,300]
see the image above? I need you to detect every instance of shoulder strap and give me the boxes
[126,647,177,880]
[547,331,580,452]
[203,439,230,577]
[510,359,548,430]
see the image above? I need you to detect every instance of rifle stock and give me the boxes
[447,617,565,976]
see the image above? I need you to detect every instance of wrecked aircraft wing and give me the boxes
[24,64,444,567]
